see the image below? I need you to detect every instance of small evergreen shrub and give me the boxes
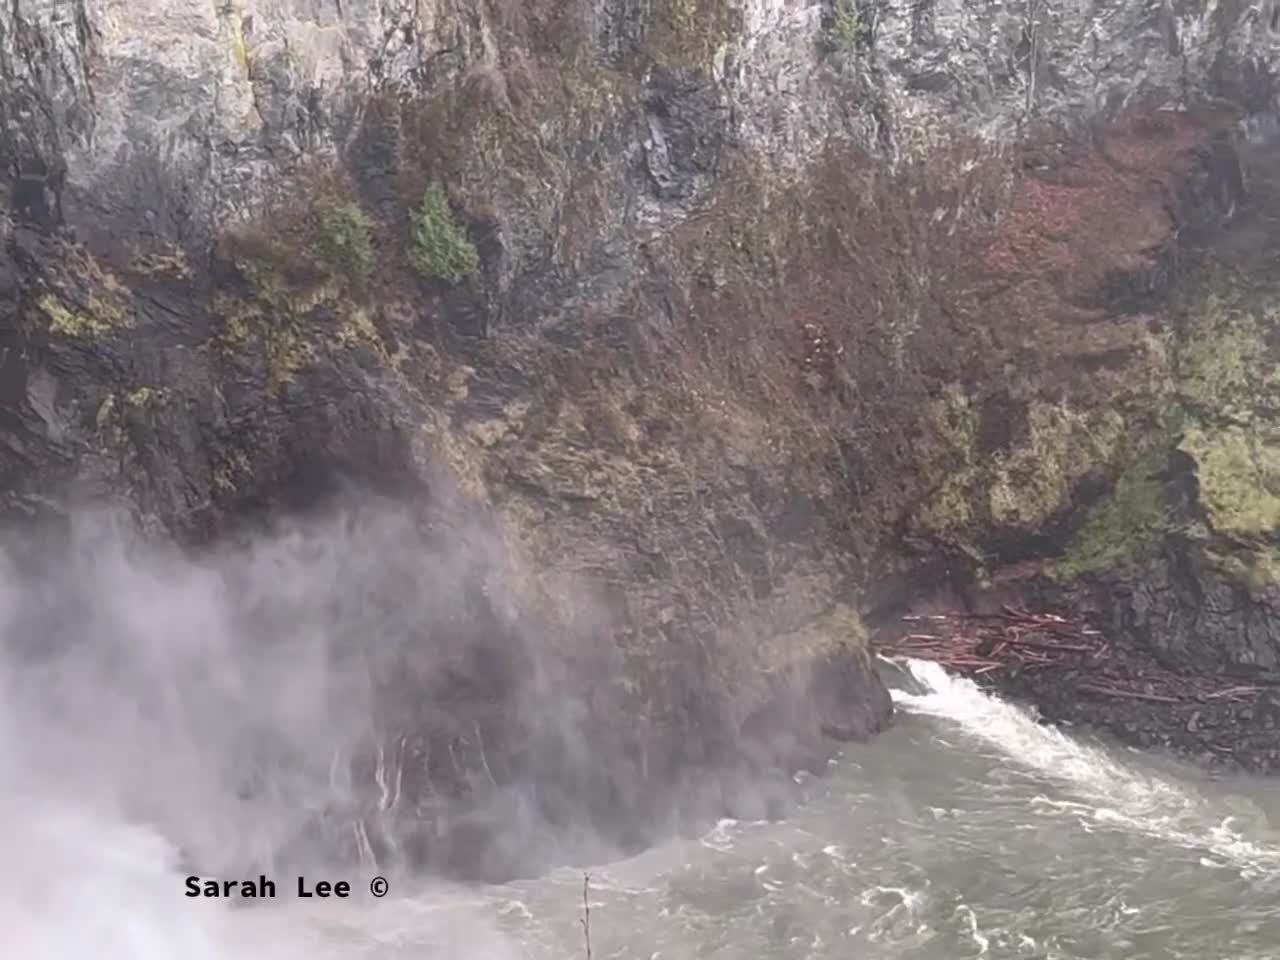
[409,183,479,283]
[315,201,374,279]
[828,0,868,50]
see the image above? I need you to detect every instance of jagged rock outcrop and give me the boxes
[1,0,1279,876]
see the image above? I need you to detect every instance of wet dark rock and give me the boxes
[640,68,728,204]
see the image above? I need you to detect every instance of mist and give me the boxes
[0,475,862,960]
[0,496,593,958]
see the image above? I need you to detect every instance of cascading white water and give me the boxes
[889,657,1280,876]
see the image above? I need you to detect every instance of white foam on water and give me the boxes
[890,658,1280,874]
[0,693,532,960]
[699,818,740,852]
[0,788,533,960]
[0,794,328,960]
[859,883,927,945]
[955,904,989,955]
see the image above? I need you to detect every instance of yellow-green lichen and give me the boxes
[239,258,341,318]
[126,386,165,408]
[653,0,742,67]
[1178,424,1280,539]
[129,248,192,279]
[920,392,1130,541]
[1152,284,1280,583]
[221,308,257,348]
[918,385,980,532]
[265,325,318,390]
[923,466,976,531]
[988,402,1125,529]
[670,0,695,36]
[39,292,129,338]
[214,247,342,388]
[336,307,382,350]
[334,306,415,378]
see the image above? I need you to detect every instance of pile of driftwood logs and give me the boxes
[876,606,1266,705]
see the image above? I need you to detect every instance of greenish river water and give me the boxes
[10,658,1280,959]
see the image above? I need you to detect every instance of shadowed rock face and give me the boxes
[0,0,1278,879]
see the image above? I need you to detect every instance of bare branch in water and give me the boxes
[581,873,593,960]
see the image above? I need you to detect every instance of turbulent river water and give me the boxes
[10,658,1280,960]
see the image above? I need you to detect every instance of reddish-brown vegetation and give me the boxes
[654,106,1234,568]
[981,110,1214,295]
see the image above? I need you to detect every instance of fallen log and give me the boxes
[1200,685,1263,700]
[1002,637,1099,654]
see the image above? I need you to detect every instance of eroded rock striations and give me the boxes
[1,0,1278,876]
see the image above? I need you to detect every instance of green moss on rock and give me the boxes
[987,402,1126,529]
[1171,286,1280,542]
[1179,424,1280,538]
[1051,456,1170,581]
[1175,293,1271,421]
[919,386,980,532]
[1049,286,1280,585]
[920,392,1127,538]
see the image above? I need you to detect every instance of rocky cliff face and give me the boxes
[1,0,1278,876]
[4,0,1274,246]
